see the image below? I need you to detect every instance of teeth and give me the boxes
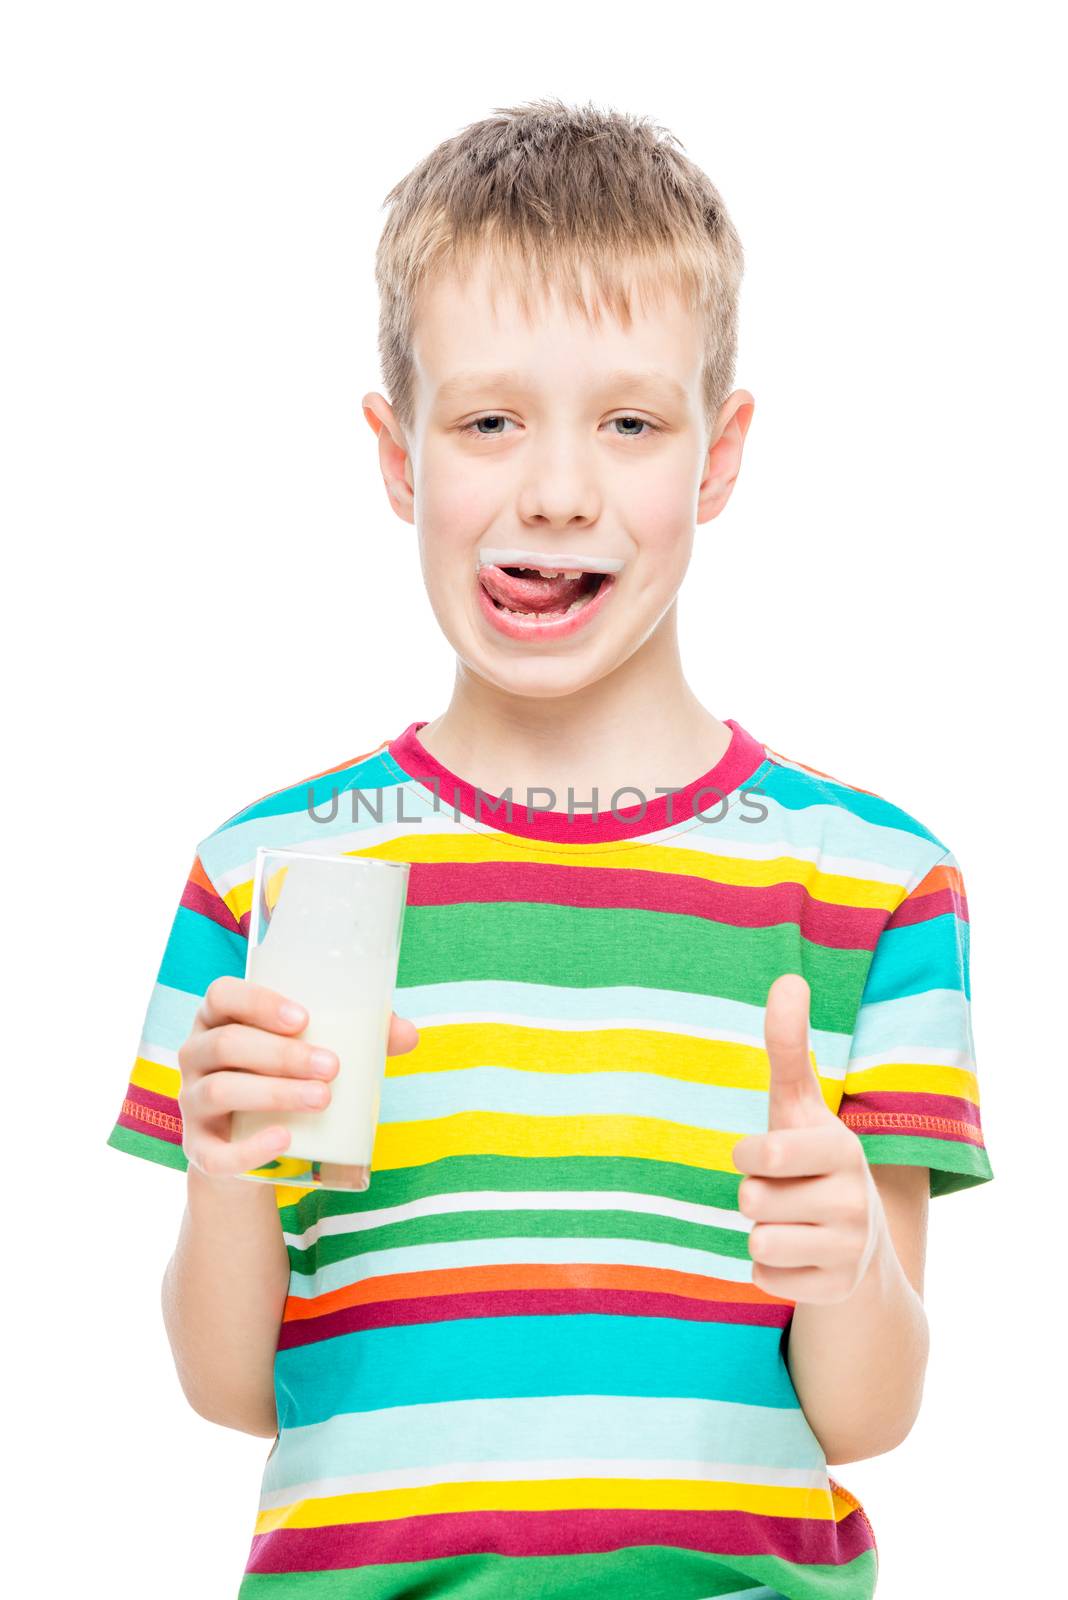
[533,567,583,580]
[500,594,591,619]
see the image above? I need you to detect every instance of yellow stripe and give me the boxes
[130,1055,180,1097]
[255,1473,844,1533]
[220,835,903,923]
[389,1022,786,1090]
[371,1111,749,1175]
[844,1060,980,1103]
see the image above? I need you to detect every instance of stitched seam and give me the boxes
[841,1110,982,1141]
[123,1098,181,1134]
[827,1474,879,1561]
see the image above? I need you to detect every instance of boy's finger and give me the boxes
[388,1013,420,1055]
[188,1124,291,1180]
[196,975,309,1035]
[179,1022,336,1081]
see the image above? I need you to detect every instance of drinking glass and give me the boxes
[231,846,410,1192]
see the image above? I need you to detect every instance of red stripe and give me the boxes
[277,1286,792,1348]
[117,1084,183,1144]
[839,1090,984,1146]
[889,882,969,930]
[181,873,244,935]
[405,859,889,951]
[245,1500,874,1574]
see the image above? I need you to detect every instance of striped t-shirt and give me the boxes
[107,716,993,1600]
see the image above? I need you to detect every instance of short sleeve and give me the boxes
[837,848,994,1198]
[106,851,248,1173]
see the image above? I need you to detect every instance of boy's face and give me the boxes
[363,253,752,704]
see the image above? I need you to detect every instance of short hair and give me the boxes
[374,96,744,443]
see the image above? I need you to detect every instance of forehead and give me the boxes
[410,255,703,406]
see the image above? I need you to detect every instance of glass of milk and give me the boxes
[231,846,411,1192]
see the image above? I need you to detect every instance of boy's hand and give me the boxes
[177,975,419,1180]
[731,974,884,1305]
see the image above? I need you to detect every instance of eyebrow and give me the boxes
[434,367,691,407]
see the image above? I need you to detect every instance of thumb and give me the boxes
[765,974,825,1131]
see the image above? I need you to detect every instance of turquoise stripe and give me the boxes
[274,1314,797,1429]
[379,1064,773,1133]
[286,1233,754,1298]
[203,799,410,882]
[849,988,972,1062]
[392,981,854,1066]
[141,982,203,1053]
[260,1392,826,1496]
[760,762,947,847]
[862,911,970,1003]
[214,748,400,832]
[157,905,246,995]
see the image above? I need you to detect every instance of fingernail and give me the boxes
[309,1049,336,1076]
[279,1001,307,1025]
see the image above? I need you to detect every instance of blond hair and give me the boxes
[374,96,744,442]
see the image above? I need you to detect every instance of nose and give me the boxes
[516,439,602,529]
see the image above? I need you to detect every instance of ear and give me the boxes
[362,392,415,524]
[696,389,756,526]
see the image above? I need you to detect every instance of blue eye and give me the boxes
[609,415,658,438]
[458,415,517,437]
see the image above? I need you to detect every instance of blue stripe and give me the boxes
[215,748,398,832]
[393,981,854,1066]
[157,905,246,995]
[761,762,947,847]
[861,911,970,1004]
[261,1392,827,1495]
[287,1234,754,1299]
[380,1064,774,1133]
[142,982,203,1052]
[274,1314,797,1429]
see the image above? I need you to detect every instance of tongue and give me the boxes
[479,564,598,613]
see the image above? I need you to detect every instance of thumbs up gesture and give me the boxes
[731,974,884,1305]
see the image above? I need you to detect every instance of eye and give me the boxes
[607,415,661,439]
[457,414,518,438]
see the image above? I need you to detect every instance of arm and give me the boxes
[785,1163,930,1464]
[162,1165,290,1437]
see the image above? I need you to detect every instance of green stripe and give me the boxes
[396,903,869,1033]
[106,1123,188,1172]
[278,1155,742,1231]
[238,1545,877,1598]
[859,1133,994,1196]
[286,1204,751,1277]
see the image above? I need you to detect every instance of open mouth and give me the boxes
[478,563,610,621]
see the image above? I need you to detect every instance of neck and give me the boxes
[417,604,731,806]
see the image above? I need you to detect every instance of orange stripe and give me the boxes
[763,743,882,798]
[218,740,391,826]
[910,858,965,900]
[282,1260,788,1322]
[187,853,217,896]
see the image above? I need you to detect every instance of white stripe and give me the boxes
[258,1454,830,1511]
[656,829,912,888]
[847,1044,974,1073]
[405,1009,765,1047]
[137,1038,178,1070]
[387,1009,845,1081]
[210,816,434,899]
[281,1188,752,1251]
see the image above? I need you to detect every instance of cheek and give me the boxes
[417,443,499,538]
[622,463,698,552]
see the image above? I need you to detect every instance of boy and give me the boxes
[107,98,993,1599]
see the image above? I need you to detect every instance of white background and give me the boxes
[4,3,1062,1595]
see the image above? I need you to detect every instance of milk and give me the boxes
[231,851,409,1184]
